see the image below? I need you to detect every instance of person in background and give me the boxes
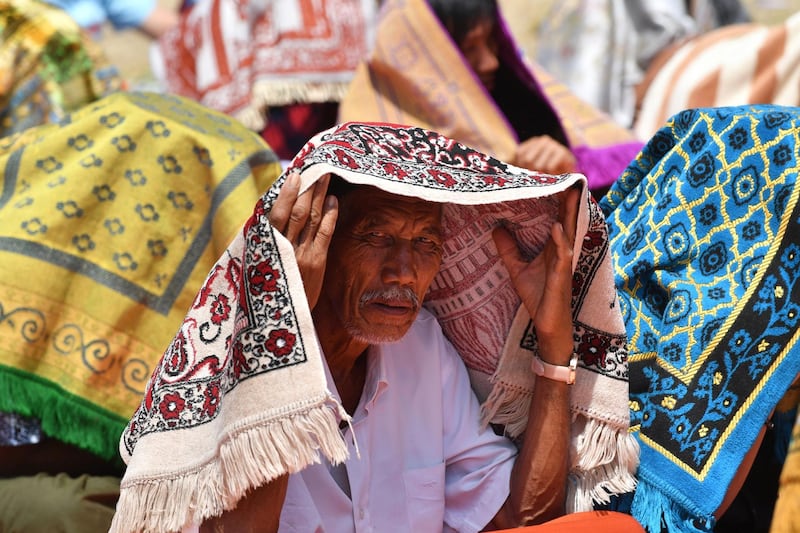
[338,0,645,194]
[600,104,800,532]
[42,0,179,39]
[535,0,750,130]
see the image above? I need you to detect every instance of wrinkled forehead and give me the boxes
[337,184,444,228]
[336,181,559,251]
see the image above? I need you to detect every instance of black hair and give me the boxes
[326,174,359,200]
[426,0,498,45]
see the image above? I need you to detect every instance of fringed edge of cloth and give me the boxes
[631,477,715,533]
[109,394,350,533]
[231,82,350,131]
[251,81,351,108]
[0,365,127,463]
[480,380,639,512]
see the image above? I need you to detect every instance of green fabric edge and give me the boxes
[0,364,128,466]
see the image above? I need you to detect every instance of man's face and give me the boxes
[321,186,444,344]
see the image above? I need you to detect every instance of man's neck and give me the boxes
[312,303,370,415]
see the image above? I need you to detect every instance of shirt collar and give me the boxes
[320,341,390,418]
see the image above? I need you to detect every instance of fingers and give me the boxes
[549,221,574,276]
[268,171,301,234]
[559,186,581,249]
[516,136,577,175]
[492,225,525,280]
[269,172,333,245]
[315,194,339,253]
[297,174,331,244]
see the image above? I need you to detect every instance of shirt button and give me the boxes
[359,508,365,519]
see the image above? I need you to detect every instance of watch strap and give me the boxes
[531,354,578,384]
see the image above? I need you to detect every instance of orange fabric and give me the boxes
[492,511,645,532]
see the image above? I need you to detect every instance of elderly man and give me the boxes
[199,175,639,530]
[111,122,639,533]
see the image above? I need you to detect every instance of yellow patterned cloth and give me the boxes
[0,91,280,461]
[0,0,123,138]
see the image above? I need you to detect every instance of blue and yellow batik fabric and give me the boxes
[0,91,280,461]
[600,105,800,532]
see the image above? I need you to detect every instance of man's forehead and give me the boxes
[344,185,442,219]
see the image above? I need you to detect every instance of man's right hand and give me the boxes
[267,172,338,310]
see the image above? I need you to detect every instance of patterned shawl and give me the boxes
[338,0,644,192]
[634,12,800,140]
[0,91,280,462]
[110,121,638,532]
[0,0,123,138]
[155,0,378,131]
[600,105,800,532]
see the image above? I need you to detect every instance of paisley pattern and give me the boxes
[601,105,800,532]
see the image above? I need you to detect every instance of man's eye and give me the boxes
[366,231,390,243]
[416,237,441,251]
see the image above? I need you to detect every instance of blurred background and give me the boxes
[104,0,800,92]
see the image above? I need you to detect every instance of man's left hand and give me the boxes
[492,187,580,364]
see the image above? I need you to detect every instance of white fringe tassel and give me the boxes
[109,397,349,533]
[481,381,640,513]
[251,81,351,108]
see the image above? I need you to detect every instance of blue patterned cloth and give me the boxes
[600,105,800,532]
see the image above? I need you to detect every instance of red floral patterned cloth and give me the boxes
[111,122,638,533]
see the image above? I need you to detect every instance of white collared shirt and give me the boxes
[278,308,517,533]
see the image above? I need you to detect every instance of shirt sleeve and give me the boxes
[102,0,157,29]
[435,326,517,532]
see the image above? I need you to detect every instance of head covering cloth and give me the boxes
[112,121,638,532]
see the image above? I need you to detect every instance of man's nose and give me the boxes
[381,241,416,285]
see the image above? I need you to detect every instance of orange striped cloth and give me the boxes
[634,11,800,139]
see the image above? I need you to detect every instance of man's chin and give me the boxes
[346,322,413,345]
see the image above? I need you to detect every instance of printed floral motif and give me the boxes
[122,121,588,454]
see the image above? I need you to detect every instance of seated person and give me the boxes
[534,0,750,129]
[600,104,800,531]
[0,90,281,532]
[338,0,645,193]
[110,122,641,532]
[632,10,800,139]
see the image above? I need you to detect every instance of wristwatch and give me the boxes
[531,354,578,384]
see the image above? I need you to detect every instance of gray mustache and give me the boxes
[360,287,419,309]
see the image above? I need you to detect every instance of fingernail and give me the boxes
[288,172,299,186]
